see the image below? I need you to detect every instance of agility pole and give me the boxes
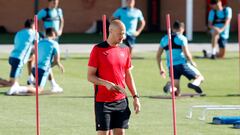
[238,14,240,91]
[102,14,107,41]
[166,14,177,135]
[34,15,40,135]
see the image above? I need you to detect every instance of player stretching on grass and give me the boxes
[156,20,204,96]
[6,28,64,95]
[88,20,140,135]
[25,0,65,91]
[5,19,37,91]
[203,0,232,59]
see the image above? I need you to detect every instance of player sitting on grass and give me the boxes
[156,20,204,96]
[6,28,64,95]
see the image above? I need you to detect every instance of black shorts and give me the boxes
[218,36,228,48]
[171,63,199,80]
[95,98,131,131]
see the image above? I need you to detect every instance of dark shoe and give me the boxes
[175,89,181,96]
[202,50,207,58]
[211,54,216,59]
[163,82,171,93]
[188,83,203,94]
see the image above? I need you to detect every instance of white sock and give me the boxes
[28,74,34,81]
[212,48,217,55]
[192,79,201,86]
[50,79,58,87]
[18,86,28,93]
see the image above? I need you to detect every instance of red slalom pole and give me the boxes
[102,14,112,135]
[166,14,177,135]
[102,14,107,41]
[238,14,240,91]
[34,15,40,135]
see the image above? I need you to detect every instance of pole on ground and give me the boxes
[166,14,177,135]
[238,14,240,91]
[102,14,107,41]
[34,15,40,135]
[102,14,112,135]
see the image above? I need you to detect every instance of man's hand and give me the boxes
[133,97,141,114]
[58,63,65,73]
[190,61,197,67]
[160,69,166,79]
[133,31,140,37]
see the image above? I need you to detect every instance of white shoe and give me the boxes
[6,85,19,95]
[51,85,63,93]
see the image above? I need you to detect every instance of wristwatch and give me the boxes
[133,94,139,99]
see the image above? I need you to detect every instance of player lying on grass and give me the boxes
[156,20,204,96]
[6,28,64,95]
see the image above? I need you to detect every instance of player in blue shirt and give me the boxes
[38,0,64,39]
[6,28,64,95]
[5,19,37,90]
[112,0,145,55]
[32,0,64,91]
[156,20,204,96]
[204,0,232,59]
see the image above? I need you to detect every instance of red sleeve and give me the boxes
[88,46,98,68]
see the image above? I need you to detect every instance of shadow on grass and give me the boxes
[194,56,239,60]
[51,95,94,99]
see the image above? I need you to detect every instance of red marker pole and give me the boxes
[102,14,107,41]
[238,14,240,91]
[166,14,177,135]
[34,15,40,135]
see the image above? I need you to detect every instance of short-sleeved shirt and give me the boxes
[37,38,59,71]
[208,7,232,39]
[160,33,188,67]
[113,7,144,36]
[10,28,36,65]
[37,8,63,32]
[88,41,132,102]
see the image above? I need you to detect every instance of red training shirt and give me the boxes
[88,41,132,102]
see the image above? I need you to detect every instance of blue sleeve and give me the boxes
[113,8,121,18]
[208,10,215,22]
[137,9,144,21]
[37,9,46,20]
[181,36,188,46]
[58,8,64,19]
[160,35,168,48]
[226,7,232,19]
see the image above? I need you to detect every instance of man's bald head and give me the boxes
[109,20,126,32]
[107,20,126,45]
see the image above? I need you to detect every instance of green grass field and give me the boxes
[0,52,239,135]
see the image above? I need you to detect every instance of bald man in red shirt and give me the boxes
[88,20,140,135]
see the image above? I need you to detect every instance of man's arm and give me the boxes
[125,68,140,114]
[58,17,64,36]
[156,47,166,78]
[53,52,64,73]
[182,46,197,67]
[87,66,118,90]
[134,19,145,37]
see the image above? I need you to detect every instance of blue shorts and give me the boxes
[171,63,200,80]
[32,68,49,88]
[124,35,136,48]
[9,57,23,78]
[218,36,228,48]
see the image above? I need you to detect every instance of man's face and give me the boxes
[49,0,59,8]
[210,1,221,10]
[127,0,135,8]
[111,27,126,44]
